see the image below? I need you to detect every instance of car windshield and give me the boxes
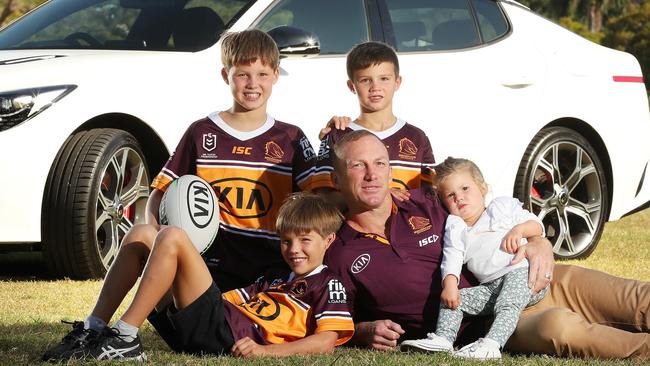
[0,0,255,51]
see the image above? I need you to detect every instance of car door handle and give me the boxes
[501,76,534,89]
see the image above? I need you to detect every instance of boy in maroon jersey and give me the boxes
[313,41,435,208]
[42,29,318,362]
[44,193,353,361]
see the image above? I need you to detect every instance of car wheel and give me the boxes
[514,127,608,259]
[42,129,150,279]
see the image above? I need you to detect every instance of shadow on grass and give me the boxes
[0,321,350,365]
[0,252,55,281]
[0,321,170,365]
[0,322,632,366]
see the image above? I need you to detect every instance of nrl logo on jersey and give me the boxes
[398,137,418,160]
[269,278,284,287]
[408,216,432,234]
[265,141,284,163]
[202,133,217,152]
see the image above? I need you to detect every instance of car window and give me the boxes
[256,0,369,55]
[472,0,508,43]
[0,0,252,51]
[385,0,480,52]
[15,0,141,48]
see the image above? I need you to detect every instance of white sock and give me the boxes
[84,315,107,332]
[111,319,139,342]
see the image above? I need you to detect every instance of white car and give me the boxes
[1,0,649,279]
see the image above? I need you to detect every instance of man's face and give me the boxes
[334,135,392,210]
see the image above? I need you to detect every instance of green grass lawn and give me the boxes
[2,208,650,365]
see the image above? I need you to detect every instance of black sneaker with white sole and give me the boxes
[42,320,100,362]
[69,327,146,362]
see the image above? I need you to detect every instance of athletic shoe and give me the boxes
[453,338,501,360]
[69,327,146,362]
[400,332,453,353]
[41,320,100,362]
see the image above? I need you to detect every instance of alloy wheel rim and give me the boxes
[95,147,149,268]
[528,141,603,257]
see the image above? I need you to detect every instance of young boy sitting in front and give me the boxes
[313,41,435,204]
[42,29,318,362]
[48,192,354,360]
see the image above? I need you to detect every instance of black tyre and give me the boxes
[514,127,608,259]
[42,129,150,279]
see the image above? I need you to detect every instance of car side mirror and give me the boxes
[267,26,320,57]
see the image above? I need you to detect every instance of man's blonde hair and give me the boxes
[276,192,343,238]
[434,157,487,192]
[331,129,384,174]
[220,29,280,71]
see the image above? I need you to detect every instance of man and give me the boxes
[322,129,554,350]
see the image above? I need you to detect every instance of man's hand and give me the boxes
[231,337,266,358]
[441,286,460,309]
[354,319,405,350]
[318,116,351,140]
[390,187,411,202]
[511,236,554,292]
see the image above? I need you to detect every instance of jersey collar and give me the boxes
[287,264,327,282]
[349,118,406,140]
[208,111,275,141]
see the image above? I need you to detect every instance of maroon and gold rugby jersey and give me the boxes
[151,112,316,290]
[312,119,435,191]
[324,189,479,339]
[222,265,354,346]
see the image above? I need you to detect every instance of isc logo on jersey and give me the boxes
[418,234,440,247]
[159,175,219,254]
[213,178,272,218]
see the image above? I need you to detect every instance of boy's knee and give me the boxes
[123,223,158,246]
[154,226,191,254]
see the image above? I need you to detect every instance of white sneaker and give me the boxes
[453,338,501,360]
[400,333,453,353]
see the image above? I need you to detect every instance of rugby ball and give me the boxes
[159,175,219,254]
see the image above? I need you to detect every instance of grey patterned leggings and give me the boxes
[436,266,548,347]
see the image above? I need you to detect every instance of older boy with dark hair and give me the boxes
[42,29,318,362]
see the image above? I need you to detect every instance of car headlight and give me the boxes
[0,85,77,132]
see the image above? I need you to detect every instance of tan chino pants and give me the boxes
[505,264,650,360]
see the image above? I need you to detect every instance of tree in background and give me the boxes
[567,0,631,33]
[0,0,44,28]
[521,0,648,96]
[603,2,650,93]
[521,0,633,32]
[0,0,15,26]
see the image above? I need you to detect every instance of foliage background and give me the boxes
[1,0,649,94]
